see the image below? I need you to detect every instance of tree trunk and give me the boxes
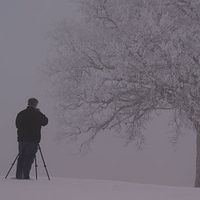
[195,127,200,187]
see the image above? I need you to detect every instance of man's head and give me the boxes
[28,98,38,108]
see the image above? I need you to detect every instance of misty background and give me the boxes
[0,0,196,186]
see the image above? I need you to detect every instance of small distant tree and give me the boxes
[46,0,200,187]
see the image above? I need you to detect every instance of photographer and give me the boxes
[15,98,48,179]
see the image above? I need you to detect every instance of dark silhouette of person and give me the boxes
[15,98,48,179]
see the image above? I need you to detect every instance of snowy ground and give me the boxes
[0,177,200,200]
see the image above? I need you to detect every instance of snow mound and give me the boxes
[0,177,200,200]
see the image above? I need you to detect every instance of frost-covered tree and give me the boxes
[46,0,200,187]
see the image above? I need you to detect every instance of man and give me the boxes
[15,98,48,179]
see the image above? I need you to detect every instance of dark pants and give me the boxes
[16,142,38,179]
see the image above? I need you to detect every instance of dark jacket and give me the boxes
[16,106,48,143]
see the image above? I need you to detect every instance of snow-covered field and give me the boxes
[0,177,200,200]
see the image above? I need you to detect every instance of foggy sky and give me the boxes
[0,0,196,186]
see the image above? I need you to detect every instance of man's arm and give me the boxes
[15,113,22,129]
[39,112,48,126]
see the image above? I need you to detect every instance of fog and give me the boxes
[0,0,196,186]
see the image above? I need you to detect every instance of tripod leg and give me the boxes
[38,145,50,180]
[4,153,20,179]
[35,155,38,180]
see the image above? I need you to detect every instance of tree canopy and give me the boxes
[47,0,200,151]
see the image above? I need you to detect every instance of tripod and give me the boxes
[4,144,50,180]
